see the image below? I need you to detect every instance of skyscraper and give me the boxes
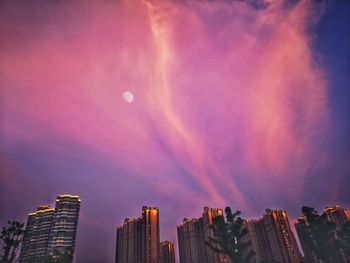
[116,218,144,263]
[19,194,81,263]
[19,205,55,263]
[177,218,202,263]
[261,209,301,263]
[47,194,81,257]
[142,206,160,263]
[243,209,301,263]
[115,206,160,263]
[160,241,175,263]
[177,207,230,263]
[324,205,350,230]
[243,219,271,263]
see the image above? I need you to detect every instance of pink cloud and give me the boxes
[0,0,327,211]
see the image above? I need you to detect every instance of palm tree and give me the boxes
[0,221,25,263]
[206,207,255,263]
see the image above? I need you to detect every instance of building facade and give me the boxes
[47,194,81,257]
[116,218,144,263]
[142,206,160,263]
[244,219,271,263]
[160,241,175,263]
[177,207,230,263]
[262,209,301,263]
[244,209,301,263]
[177,218,202,263]
[19,205,55,263]
[324,205,350,230]
[115,206,160,263]
[19,194,81,263]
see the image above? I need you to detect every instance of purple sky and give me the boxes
[1,0,350,262]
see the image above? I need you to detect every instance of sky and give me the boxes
[1,0,350,262]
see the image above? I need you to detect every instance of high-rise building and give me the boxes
[19,194,81,263]
[47,194,81,257]
[244,209,301,263]
[142,206,160,263]
[324,205,350,230]
[115,206,160,263]
[177,207,230,263]
[19,205,55,263]
[177,218,202,263]
[116,218,144,263]
[243,219,271,263]
[160,241,175,263]
[262,209,301,263]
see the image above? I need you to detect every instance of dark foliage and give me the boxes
[297,206,345,262]
[0,221,25,263]
[206,206,255,263]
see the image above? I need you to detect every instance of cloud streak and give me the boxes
[0,0,331,261]
[1,0,327,208]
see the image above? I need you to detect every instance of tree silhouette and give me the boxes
[296,206,344,262]
[206,207,255,263]
[0,221,25,263]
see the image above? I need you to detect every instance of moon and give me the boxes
[122,91,134,103]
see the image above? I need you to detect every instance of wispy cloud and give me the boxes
[0,0,328,210]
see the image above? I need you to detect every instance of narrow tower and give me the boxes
[116,206,160,263]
